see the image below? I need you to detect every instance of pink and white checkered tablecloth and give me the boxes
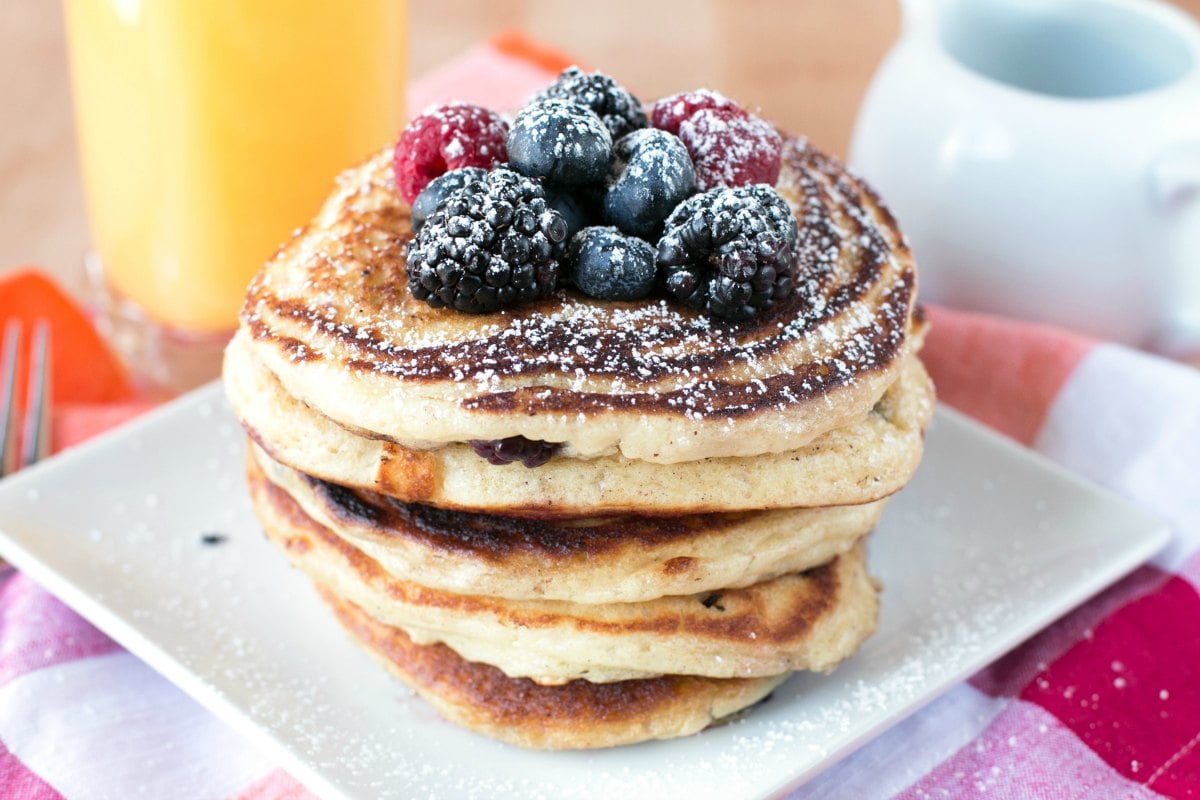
[2,37,1198,800]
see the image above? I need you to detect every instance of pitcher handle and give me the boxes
[1151,143,1200,208]
[1150,142,1200,356]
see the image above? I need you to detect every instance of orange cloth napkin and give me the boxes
[0,268,153,451]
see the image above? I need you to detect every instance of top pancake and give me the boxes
[238,137,919,464]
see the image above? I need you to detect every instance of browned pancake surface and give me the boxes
[320,586,787,749]
[257,460,835,641]
[250,441,882,603]
[245,140,912,410]
[248,454,879,682]
[308,471,769,559]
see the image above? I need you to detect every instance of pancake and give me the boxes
[319,586,789,750]
[253,442,884,603]
[237,137,919,465]
[227,334,933,515]
[247,456,880,684]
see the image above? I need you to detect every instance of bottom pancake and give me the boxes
[318,586,789,750]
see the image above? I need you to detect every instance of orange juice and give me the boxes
[64,0,406,333]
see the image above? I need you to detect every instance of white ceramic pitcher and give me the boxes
[850,0,1200,354]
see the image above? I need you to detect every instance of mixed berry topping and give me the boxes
[569,226,657,301]
[405,168,567,313]
[470,436,561,468]
[392,103,508,203]
[534,67,648,140]
[603,129,695,240]
[507,98,613,186]
[677,107,783,190]
[657,185,798,321]
[391,73,798,322]
[650,89,742,136]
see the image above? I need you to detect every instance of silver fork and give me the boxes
[0,320,52,478]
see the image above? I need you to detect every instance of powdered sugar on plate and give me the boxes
[0,386,1165,800]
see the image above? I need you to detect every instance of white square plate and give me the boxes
[0,384,1168,799]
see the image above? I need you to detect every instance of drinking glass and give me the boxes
[64,0,407,392]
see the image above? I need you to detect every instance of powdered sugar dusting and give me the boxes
[20,381,1149,798]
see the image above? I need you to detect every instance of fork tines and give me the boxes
[0,320,51,478]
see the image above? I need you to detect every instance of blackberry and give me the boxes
[535,67,648,140]
[410,167,486,232]
[405,168,569,313]
[470,436,560,468]
[656,185,799,321]
[508,98,613,186]
[603,128,695,239]
[569,226,657,301]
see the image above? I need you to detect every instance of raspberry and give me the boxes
[656,185,798,321]
[535,67,648,140]
[678,107,783,190]
[650,89,743,136]
[470,436,560,468]
[405,168,568,313]
[393,103,508,203]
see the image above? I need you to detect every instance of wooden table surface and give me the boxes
[2,0,1198,304]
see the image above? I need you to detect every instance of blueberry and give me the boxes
[507,98,613,186]
[543,185,595,240]
[603,129,695,239]
[470,436,560,468]
[569,226,657,301]
[410,167,486,232]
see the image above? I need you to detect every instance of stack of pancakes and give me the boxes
[224,137,935,749]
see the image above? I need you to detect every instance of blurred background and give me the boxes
[0,0,902,302]
[1,0,1197,303]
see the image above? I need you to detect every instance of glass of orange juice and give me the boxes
[63,0,406,393]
